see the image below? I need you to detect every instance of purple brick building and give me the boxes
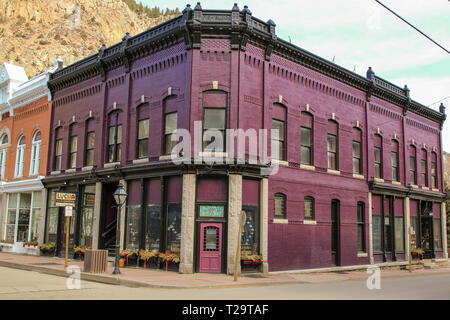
[42,4,447,273]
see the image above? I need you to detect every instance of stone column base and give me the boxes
[179,262,193,274]
[227,263,241,275]
[261,262,269,273]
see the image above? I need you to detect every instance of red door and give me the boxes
[199,223,222,273]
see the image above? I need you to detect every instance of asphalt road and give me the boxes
[0,266,449,300]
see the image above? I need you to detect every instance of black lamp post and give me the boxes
[112,183,127,275]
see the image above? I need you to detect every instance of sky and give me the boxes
[140,0,450,152]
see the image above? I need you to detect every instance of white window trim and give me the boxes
[273,218,289,224]
[15,143,25,178]
[303,220,317,225]
[0,149,7,179]
[29,138,41,176]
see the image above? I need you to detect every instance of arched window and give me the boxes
[29,131,41,175]
[274,193,286,219]
[15,136,26,177]
[0,134,8,179]
[304,196,315,221]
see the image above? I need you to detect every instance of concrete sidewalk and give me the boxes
[0,252,449,289]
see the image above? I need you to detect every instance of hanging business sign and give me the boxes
[56,192,76,207]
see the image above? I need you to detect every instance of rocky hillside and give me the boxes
[0,0,179,77]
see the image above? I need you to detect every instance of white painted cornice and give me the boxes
[0,177,44,193]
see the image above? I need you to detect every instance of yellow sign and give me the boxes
[56,192,76,207]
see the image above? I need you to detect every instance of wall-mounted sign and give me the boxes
[56,192,76,207]
[65,206,73,217]
[199,205,224,218]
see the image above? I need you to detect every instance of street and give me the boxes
[0,266,449,300]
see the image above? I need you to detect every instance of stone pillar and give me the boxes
[227,174,242,275]
[405,197,411,259]
[0,193,6,240]
[368,192,374,264]
[91,182,103,250]
[442,202,448,259]
[179,174,196,274]
[260,178,269,273]
[37,188,48,249]
[119,179,127,252]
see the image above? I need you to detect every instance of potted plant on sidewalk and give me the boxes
[139,249,160,269]
[159,251,180,272]
[120,249,139,267]
[240,253,263,272]
[39,243,56,256]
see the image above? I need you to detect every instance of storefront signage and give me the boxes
[65,206,73,217]
[199,206,224,218]
[56,192,76,207]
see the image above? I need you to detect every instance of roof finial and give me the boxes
[194,2,202,10]
[232,3,240,11]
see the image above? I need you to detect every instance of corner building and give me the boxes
[43,4,447,273]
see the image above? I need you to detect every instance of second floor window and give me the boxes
[274,193,286,219]
[203,108,226,152]
[164,112,178,155]
[300,112,313,166]
[410,146,417,185]
[431,152,438,188]
[69,135,78,169]
[15,136,26,177]
[421,149,428,187]
[327,120,338,170]
[272,119,286,161]
[0,134,9,178]
[85,132,95,167]
[391,140,399,182]
[374,134,382,179]
[137,119,149,158]
[54,139,63,171]
[107,111,122,163]
[29,131,41,175]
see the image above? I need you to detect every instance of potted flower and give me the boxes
[74,246,90,261]
[411,248,424,262]
[120,249,139,267]
[159,251,180,272]
[139,249,160,269]
[241,253,263,272]
[39,243,56,256]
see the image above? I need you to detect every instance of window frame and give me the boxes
[29,131,41,176]
[15,136,26,177]
[431,152,438,188]
[421,149,428,187]
[202,107,227,152]
[391,140,400,182]
[274,193,286,219]
[136,118,149,159]
[357,202,366,253]
[304,196,315,221]
[272,118,286,161]
[409,146,417,185]
[106,111,122,163]
[300,112,313,166]
[163,112,178,155]
[68,134,78,169]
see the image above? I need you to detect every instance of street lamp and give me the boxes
[112,183,127,275]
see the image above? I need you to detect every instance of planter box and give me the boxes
[139,259,160,270]
[241,261,262,273]
[0,243,14,253]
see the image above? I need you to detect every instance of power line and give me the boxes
[427,95,450,107]
[374,0,450,54]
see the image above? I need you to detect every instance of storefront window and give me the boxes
[30,192,42,242]
[45,190,58,243]
[394,216,404,252]
[241,205,259,256]
[145,204,161,251]
[372,215,382,253]
[5,194,17,241]
[434,219,442,250]
[126,205,141,250]
[166,203,181,254]
[81,185,95,247]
